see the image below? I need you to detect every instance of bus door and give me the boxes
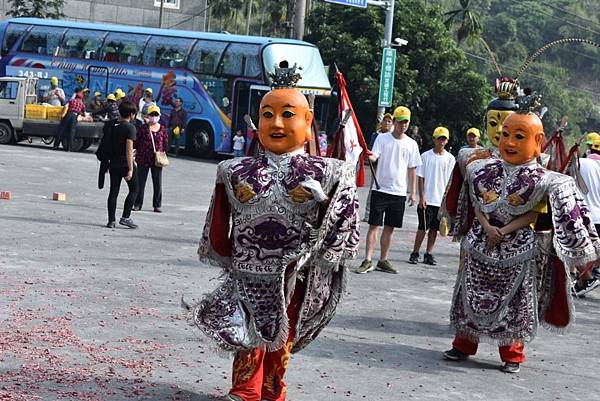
[247,84,270,129]
[230,80,255,133]
[86,65,109,97]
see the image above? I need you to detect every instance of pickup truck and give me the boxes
[0,77,104,152]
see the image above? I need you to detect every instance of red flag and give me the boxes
[329,69,369,187]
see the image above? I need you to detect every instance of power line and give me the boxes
[168,3,213,29]
[463,51,599,96]
[544,2,600,32]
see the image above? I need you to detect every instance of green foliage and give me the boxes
[306,0,491,149]
[7,0,65,19]
[444,0,600,138]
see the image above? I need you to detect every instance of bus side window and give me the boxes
[1,23,30,57]
[19,26,65,56]
[221,43,260,77]
[188,40,227,75]
[143,36,194,68]
[58,28,105,60]
[101,33,147,64]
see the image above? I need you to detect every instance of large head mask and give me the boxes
[485,78,518,147]
[499,112,544,165]
[257,62,313,155]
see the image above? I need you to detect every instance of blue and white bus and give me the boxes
[0,18,332,156]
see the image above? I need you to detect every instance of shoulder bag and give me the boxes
[150,128,169,167]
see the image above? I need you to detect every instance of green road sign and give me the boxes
[378,47,396,108]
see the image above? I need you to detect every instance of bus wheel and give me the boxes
[0,122,14,145]
[71,138,85,152]
[81,139,93,150]
[187,124,214,158]
[41,136,55,145]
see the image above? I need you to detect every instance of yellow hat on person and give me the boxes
[94,91,102,97]
[50,76,58,85]
[83,88,90,93]
[106,94,116,101]
[393,106,411,121]
[147,105,161,115]
[585,132,600,145]
[145,87,153,94]
[115,91,126,100]
[433,126,450,139]
[592,138,600,151]
[466,127,480,137]
[382,112,394,121]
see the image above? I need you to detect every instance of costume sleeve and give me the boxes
[548,174,600,270]
[317,162,360,267]
[198,164,233,268]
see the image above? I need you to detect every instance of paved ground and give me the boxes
[1,141,599,401]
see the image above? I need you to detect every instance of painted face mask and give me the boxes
[486,109,513,147]
[258,88,313,155]
[499,113,545,165]
[148,116,160,124]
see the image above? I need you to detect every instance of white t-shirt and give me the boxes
[416,149,456,207]
[371,133,422,196]
[579,157,600,224]
[233,135,246,150]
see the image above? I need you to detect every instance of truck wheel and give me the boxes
[71,138,85,152]
[0,122,14,145]
[186,123,214,158]
[41,136,55,145]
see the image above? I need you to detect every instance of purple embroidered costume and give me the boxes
[450,158,600,345]
[191,150,359,353]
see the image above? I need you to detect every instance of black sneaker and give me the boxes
[119,217,138,229]
[502,362,520,373]
[423,253,437,265]
[443,348,469,361]
[408,252,419,264]
[105,221,115,228]
[573,277,600,297]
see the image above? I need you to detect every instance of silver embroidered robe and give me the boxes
[192,151,359,353]
[450,158,600,345]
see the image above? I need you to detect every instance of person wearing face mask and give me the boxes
[443,96,600,374]
[185,62,359,401]
[53,87,86,151]
[133,105,169,213]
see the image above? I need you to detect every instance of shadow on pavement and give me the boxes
[330,315,452,338]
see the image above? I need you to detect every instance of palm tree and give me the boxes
[444,0,502,76]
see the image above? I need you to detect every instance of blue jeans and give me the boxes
[233,149,245,157]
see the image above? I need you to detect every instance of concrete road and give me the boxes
[0,141,599,401]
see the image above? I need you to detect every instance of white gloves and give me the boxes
[300,177,328,203]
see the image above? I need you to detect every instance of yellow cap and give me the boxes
[147,105,161,115]
[466,127,480,137]
[114,88,124,95]
[94,91,101,97]
[106,94,116,101]
[393,106,411,121]
[83,88,90,93]
[592,138,600,151]
[585,132,600,145]
[433,126,450,139]
[382,113,393,121]
[50,77,58,85]
[145,87,153,95]
[116,92,126,100]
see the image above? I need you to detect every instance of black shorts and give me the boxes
[417,205,440,231]
[368,190,406,228]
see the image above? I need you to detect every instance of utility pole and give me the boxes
[245,0,253,35]
[294,0,307,40]
[159,0,165,28]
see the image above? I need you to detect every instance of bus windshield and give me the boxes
[262,43,330,90]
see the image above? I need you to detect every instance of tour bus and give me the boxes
[0,18,332,156]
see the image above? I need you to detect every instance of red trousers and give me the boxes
[229,281,305,401]
[452,336,526,363]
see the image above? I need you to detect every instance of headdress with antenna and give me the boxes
[268,60,302,89]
